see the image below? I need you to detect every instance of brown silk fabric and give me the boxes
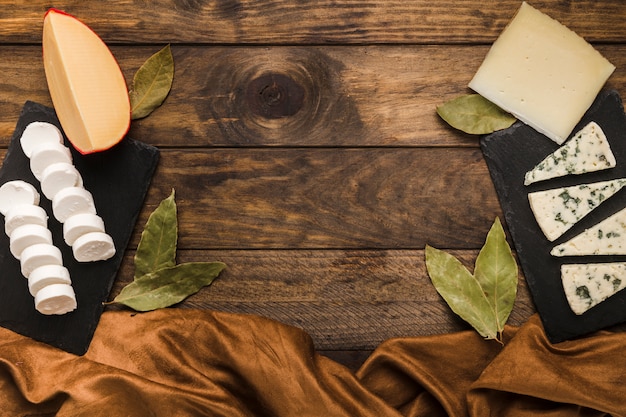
[0,309,624,416]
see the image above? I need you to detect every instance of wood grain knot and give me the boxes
[247,73,305,119]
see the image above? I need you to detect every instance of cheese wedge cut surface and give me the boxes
[468,2,615,144]
[528,178,626,241]
[42,9,130,154]
[551,206,626,256]
[561,263,626,315]
[524,122,615,185]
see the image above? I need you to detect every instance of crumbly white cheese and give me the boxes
[528,178,626,241]
[524,122,615,185]
[29,141,73,181]
[20,121,64,158]
[20,243,63,278]
[551,206,626,256]
[72,231,115,262]
[40,162,82,200]
[561,263,626,315]
[51,186,97,223]
[28,264,72,297]
[468,2,615,144]
[4,204,48,237]
[63,213,105,246]
[0,181,40,216]
[34,283,77,315]
[9,224,53,259]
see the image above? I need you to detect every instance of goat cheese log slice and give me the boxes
[551,206,626,256]
[72,231,115,262]
[29,141,73,181]
[9,224,53,259]
[34,283,77,315]
[524,122,616,185]
[0,181,40,216]
[561,263,626,315]
[528,178,626,241]
[20,243,63,278]
[4,204,48,237]
[51,186,96,223]
[40,161,83,200]
[63,213,105,245]
[28,264,72,297]
[20,121,64,158]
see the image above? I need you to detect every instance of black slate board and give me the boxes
[481,89,626,343]
[0,101,159,355]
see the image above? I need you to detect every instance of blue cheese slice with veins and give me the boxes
[551,206,626,256]
[524,122,615,186]
[561,263,626,315]
[528,178,626,241]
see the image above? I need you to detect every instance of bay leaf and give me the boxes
[113,262,226,311]
[436,94,516,135]
[134,189,177,280]
[474,217,518,338]
[425,245,499,340]
[130,44,174,120]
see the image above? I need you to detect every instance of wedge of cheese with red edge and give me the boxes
[42,8,130,154]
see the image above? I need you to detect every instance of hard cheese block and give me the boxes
[469,2,615,145]
[0,102,159,355]
[480,89,626,343]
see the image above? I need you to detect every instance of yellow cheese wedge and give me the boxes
[42,8,130,154]
[469,2,615,144]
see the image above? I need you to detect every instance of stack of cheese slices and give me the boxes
[0,121,116,315]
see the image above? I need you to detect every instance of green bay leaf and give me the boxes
[436,94,516,135]
[113,262,226,311]
[425,245,498,340]
[474,217,518,338]
[134,189,177,280]
[130,44,174,120]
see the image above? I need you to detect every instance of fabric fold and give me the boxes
[0,308,624,416]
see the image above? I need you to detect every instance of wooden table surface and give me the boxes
[2,1,626,369]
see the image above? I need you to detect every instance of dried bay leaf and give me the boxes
[425,245,499,340]
[134,189,177,280]
[113,262,226,311]
[437,94,516,135]
[474,217,518,338]
[130,44,174,120]
[425,217,517,343]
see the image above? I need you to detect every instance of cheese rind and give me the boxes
[528,178,626,241]
[524,122,615,185]
[561,263,626,315]
[551,206,626,256]
[468,2,615,144]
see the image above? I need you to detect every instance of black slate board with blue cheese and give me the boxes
[0,102,159,355]
[481,89,626,343]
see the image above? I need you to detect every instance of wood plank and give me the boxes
[141,148,502,249]
[0,1,624,44]
[107,249,535,351]
[1,44,625,148]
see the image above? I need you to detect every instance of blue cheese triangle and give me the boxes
[561,263,626,315]
[524,122,616,186]
[528,178,626,241]
[551,206,626,256]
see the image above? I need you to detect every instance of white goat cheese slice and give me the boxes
[4,204,48,237]
[72,231,115,262]
[528,178,626,241]
[29,141,73,181]
[40,161,83,200]
[0,181,40,216]
[524,122,615,185]
[561,263,626,315]
[34,283,77,315]
[28,264,72,297]
[468,2,615,144]
[20,121,64,158]
[9,224,53,259]
[551,206,626,256]
[20,243,63,278]
[52,186,96,223]
[63,213,105,246]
